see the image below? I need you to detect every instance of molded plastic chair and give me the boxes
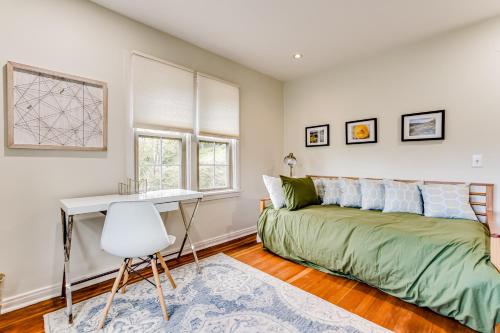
[98,201,177,329]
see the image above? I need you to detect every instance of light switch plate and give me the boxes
[472,154,483,168]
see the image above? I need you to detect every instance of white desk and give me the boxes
[59,189,203,325]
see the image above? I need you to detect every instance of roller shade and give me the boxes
[132,53,194,133]
[197,74,240,138]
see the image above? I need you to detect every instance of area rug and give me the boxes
[44,253,391,333]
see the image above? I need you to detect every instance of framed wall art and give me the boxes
[401,110,445,142]
[345,118,377,144]
[305,124,329,147]
[6,61,108,150]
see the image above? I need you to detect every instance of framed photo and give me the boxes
[305,124,329,147]
[345,118,377,144]
[6,61,108,150]
[401,110,445,142]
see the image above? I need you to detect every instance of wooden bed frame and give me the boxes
[259,176,499,273]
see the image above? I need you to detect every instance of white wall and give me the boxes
[284,17,500,211]
[0,0,283,310]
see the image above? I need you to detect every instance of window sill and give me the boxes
[201,189,241,201]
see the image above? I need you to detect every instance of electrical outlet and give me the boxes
[472,154,483,168]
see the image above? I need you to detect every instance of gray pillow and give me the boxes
[339,178,362,208]
[313,178,325,202]
[322,178,341,205]
[383,179,423,215]
[420,184,478,221]
[359,179,385,210]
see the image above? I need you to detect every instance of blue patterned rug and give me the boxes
[44,253,391,332]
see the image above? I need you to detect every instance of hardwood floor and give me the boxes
[0,234,477,332]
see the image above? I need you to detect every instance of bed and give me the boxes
[258,176,500,333]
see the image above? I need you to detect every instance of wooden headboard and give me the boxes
[308,175,494,223]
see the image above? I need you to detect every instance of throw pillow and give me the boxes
[339,178,362,208]
[280,176,320,210]
[420,183,478,221]
[359,179,385,210]
[262,175,285,209]
[383,179,423,215]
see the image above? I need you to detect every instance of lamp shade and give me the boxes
[284,153,297,167]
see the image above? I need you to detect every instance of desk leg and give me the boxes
[178,199,201,272]
[61,210,74,325]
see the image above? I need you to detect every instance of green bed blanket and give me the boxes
[258,205,500,332]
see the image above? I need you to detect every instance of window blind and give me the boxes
[197,74,240,138]
[132,53,194,133]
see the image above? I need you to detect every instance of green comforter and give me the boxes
[258,205,500,332]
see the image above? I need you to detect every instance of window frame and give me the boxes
[196,137,233,192]
[134,129,187,191]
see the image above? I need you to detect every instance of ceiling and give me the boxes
[91,0,500,81]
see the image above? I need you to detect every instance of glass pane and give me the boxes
[199,141,214,164]
[138,136,161,165]
[199,166,214,190]
[214,142,228,165]
[162,165,180,189]
[162,138,180,165]
[214,166,228,188]
[138,165,161,191]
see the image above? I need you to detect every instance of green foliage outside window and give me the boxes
[199,141,230,190]
[137,136,181,190]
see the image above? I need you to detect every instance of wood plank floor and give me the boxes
[0,234,475,333]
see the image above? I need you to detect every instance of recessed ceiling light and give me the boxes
[292,53,303,60]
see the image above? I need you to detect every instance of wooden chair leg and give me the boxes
[98,260,127,329]
[151,258,169,320]
[156,252,176,289]
[121,259,132,294]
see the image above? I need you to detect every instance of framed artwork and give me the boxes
[401,110,445,142]
[345,118,377,144]
[6,61,108,150]
[305,124,329,147]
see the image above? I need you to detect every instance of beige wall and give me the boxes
[284,17,500,211]
[0,0,283,310]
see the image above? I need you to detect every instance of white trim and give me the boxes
[0,226,256,314]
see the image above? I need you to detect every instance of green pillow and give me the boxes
[280,176,320,210]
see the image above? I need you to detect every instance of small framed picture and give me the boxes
[402,110,445,141]
[345,118,377,144]
[305,124,329,147]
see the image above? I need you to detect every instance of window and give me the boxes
[130,52,240,196]
[198,140,231,191]
[136,134,183,191]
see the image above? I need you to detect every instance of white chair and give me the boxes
[98,201,177,329]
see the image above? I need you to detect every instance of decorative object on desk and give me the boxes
[345,118,377,144]
[402,110,445,141]
[305,124,329,147]
[118,178,148,195]
[283,153,297,177]
[44,253,390,333]
[6,61,108,150]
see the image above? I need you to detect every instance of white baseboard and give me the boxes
[0,226,256,314]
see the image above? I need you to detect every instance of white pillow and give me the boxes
[313,178,325,202]
[383,180,423,215]
[339,178,362,208]
[359,179,385,210]
[322,179,341,205]
[262,175,285,209]
[420,184,478,221]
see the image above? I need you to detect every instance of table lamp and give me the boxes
[283,153,297,177]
